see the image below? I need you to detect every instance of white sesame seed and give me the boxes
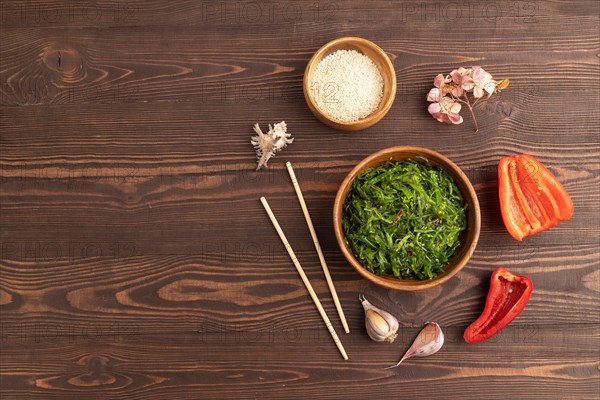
[311,49,384,123]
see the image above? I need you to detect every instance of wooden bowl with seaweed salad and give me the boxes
[333,147,480,291]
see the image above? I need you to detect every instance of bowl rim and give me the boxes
[333,146,481,291]
[303,36,397,128]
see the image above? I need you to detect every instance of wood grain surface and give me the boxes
[1,0,599,399]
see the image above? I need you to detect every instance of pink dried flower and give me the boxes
[433,74,451,90]
[428,97,463,125]
[426,66,509,131]
[450,67,474,97]
[471,66,497,98]
[427,87,441,102]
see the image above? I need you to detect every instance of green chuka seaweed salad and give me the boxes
[342,159,467,280]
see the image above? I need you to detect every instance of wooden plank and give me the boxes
[0,326,598,399]
[0,0,598,29]
[0,241,597,336]
[1,157,598,246]
[1,1,598,108]
[1,24,598,106]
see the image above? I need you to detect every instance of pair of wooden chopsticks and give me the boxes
[260,162,349,360]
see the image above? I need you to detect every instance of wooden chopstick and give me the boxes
[260,197,348,360]
[286,162,350,334]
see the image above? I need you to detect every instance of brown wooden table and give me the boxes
[1,1,599,399]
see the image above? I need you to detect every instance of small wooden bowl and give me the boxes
[333,147,481,291]
[303,37,396,131]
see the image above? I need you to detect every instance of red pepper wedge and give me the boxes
[464,268,533,344]
[498,154,574,241]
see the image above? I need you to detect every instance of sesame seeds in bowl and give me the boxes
[303,37,397,131]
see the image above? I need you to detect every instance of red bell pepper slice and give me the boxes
[464,268,533,344]
[498,154,574,241]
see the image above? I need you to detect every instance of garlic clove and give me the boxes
[360,294,399,343]
[386,322,444,369]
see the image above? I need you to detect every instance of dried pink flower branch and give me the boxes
[426,67,509,132]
